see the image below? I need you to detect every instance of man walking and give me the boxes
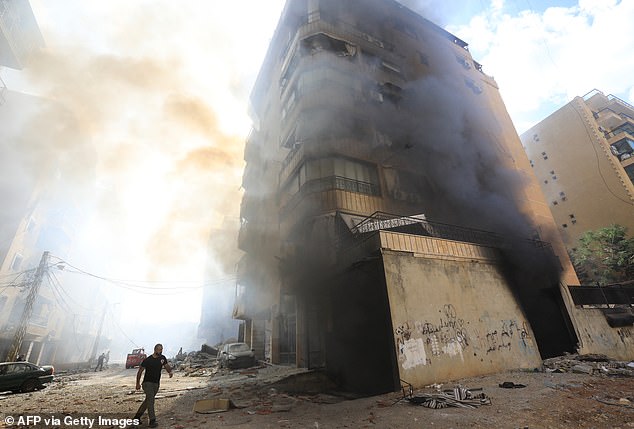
[94,353,105,371]
[133,344,173,428]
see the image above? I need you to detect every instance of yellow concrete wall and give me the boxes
[380,236,542,388]
[567,301,634,360]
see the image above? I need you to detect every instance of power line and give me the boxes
[48,255,236,296]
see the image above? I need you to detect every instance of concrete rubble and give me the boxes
[542,353,634,376]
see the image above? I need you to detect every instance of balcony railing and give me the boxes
[349,211,552,251]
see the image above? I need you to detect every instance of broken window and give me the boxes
[301,33,357,57]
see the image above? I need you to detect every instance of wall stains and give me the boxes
[394,304,534,369]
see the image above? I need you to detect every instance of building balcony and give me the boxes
[596,108,626,131]
[280,177,386,221]
[609,136,634,163]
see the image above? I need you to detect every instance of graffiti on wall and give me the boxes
[394,304,533,369]
[483,320,531,354]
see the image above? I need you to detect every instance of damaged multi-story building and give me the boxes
[236,0,634,394]
[0,0,105,366]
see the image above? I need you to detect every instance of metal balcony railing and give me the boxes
[349,211,551,251]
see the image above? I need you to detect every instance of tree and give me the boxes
[570,224,634,285]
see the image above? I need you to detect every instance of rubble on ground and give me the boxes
[542,354,634,376]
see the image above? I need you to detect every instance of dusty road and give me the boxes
[0,362,632,428]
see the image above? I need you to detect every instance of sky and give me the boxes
[2,0,633,353]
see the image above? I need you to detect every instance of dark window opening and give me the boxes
[301,33,357,58]
[610,137,634,161]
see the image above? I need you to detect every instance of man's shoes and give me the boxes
[149,419,158,428]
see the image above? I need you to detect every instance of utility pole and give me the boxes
[6,251,49,362]
[89,304,107,365]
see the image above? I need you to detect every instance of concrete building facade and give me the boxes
[520,90,634,250]
[237,0,633,393]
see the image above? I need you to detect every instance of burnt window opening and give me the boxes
[571,219,577,224]
[569,214,575,219]
[544,180,548,184]
[379,82,403,103]
[562,224,568,228]
[533,134,540,142]
[464,78,482,94]
[473,60,483,72]
[553,201,558,205]
[552,175,557,180]
[610,137,634,161]
[301,33,357,58]
[530,160,534,167]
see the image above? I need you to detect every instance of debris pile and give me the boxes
[406,386,491,409]
[543,354,634,376]
[173,350,218,377]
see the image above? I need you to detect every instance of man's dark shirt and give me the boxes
[141,354,168,384]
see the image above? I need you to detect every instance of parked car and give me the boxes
[217,342,256,369]
[0,361,54,393]
[125,348,146,369]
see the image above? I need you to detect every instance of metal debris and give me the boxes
[406,386,491,409]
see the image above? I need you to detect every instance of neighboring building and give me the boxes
[521,89,634,250]
[0,0,44,70]
[0,90,100,365]
[237,0,634,393]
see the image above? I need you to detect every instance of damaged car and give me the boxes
[0,361,54,393]
[217,342,256,369]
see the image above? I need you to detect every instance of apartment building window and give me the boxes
[625,164,634,185]
[611,123,634,138]
[610,137,634,161]
[456,55,471,69]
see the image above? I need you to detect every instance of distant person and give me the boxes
[104,350,110,368]
[95,353,105,371]
[16,354,25,362]
[133,343,173,428]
